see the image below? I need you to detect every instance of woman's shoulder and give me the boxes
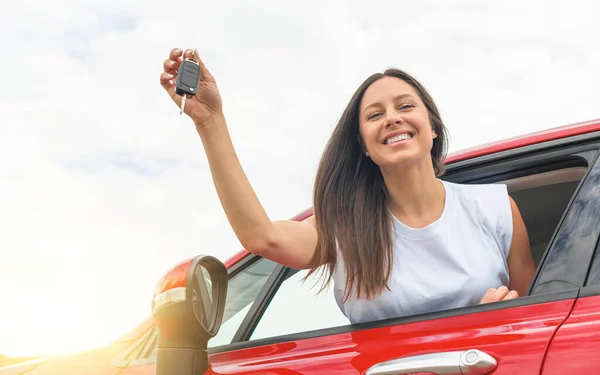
[443,179,511,223]
[442,180,513,244]
[442,180,509,203]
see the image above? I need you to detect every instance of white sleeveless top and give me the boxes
[332,180,514,324]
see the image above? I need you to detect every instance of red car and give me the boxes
[4,119,600,375]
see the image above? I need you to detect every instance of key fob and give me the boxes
[175,58,201,97]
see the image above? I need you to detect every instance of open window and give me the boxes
[499,165,587,266]
[446,148,592,271]
[245,160,590,339]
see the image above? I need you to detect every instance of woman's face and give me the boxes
[358,76,436,170]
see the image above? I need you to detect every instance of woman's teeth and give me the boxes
[385,133,413,145]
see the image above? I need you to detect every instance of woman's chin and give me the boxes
[374,150,431,170]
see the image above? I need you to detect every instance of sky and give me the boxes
[1,0,599,358]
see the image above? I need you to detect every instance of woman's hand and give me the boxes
[160,48,223,129]
[480,286,519,304]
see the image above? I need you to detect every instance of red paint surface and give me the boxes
[152,258,194,296]
[205,299,575,375]
[541,294,600,375]
[445,118,600,164]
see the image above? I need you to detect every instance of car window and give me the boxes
[587,242,600,286]
[209,256,278,347]
[244,163,596,343]
[581,176,600,286]
[249,267,348,341]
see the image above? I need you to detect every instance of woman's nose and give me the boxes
[384,112,404,128]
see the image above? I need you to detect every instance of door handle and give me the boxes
[365,349,497,375]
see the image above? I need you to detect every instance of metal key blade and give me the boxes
[180,95,186,115]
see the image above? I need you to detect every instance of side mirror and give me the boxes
[152,255,228,375]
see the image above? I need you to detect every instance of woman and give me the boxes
[160,48,536,324]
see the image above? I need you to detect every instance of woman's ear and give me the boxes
[357,133,369,156]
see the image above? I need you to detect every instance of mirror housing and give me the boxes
[152,255,228,375]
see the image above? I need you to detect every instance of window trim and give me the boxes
[447,131,600,172]
[582,217,600,288]
[208,253,279,347]
[579,284,600,298]
[230,263,289,342]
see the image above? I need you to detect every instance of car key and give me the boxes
[175,50,201,115]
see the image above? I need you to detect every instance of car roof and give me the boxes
[226,118,600,266]
[445,118,600,163]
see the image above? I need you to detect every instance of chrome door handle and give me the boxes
[365,349,497,375]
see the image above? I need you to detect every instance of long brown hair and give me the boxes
[307,68,449,302]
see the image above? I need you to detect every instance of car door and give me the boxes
[201,135,600,375]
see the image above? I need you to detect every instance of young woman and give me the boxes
[160,48,536,324]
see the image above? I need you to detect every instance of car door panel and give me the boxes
[542,289,600,374]
[205,294,576,375]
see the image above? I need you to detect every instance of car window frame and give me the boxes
[530,146,600,294]
[584,239,600,288]
[206,131,600,354]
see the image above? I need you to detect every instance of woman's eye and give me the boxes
[368,112,382,120]
[398,104,414,111]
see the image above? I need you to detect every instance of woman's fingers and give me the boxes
[504,290,520,300]
[163,48,184,77]
[161,48,183,91]
[184,49,215,83]
[163,58,177,74]
[160,47,224,123]
[480,286,519,304]
[491,286,510,301]
[160,72,175,90]
[170,48,183,61]
[481,288,497,304]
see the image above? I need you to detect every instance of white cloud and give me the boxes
[0,0,599,356]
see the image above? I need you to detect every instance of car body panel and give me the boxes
[445,118,600,164]
[203,298,575,374]
[541,293,600,375]
[0,357,57,375]
[0,343,129,375]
